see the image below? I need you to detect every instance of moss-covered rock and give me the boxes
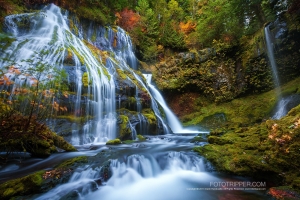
[117,115,132,140]
[137,134,146,141]
[0,171,45,200]
[106,139,121,145]
[0,156,88,199]
[0,114,77,158]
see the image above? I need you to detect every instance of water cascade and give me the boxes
[265,24,285,119]
[70,15,171,136]
[144,74,205,133]
[36,151,210,200]
[0,4,172,144]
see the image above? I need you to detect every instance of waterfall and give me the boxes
[0,4,116,144]
[0,4,173,144]
[265,24,284,119]
[144,74,205,133]
[265,25,280,90]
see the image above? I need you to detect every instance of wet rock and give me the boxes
[100,160,112,181]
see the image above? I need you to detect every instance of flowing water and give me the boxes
[264,24,286,119]
[144,74,206,134]
[0,4,270,199]
[1,135,268,199]
[265,25,300,119]
[0,4,171,143]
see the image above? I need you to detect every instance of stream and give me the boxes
[1,134,269,200]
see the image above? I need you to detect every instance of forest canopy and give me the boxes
[0,0,294,61]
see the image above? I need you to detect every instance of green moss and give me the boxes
[82,72,89,87]
[184,77,300,129]
[106,138,121,145]
[137,134,146,141]
[122,140,134,144]
[194,102,300,187]
[76,6,108,25]
[55,115,92,123]
[57,156,88,169]
[118,115,132,140]
[0,171,45,199]
[52,134,77,152]
[142,109,157,125]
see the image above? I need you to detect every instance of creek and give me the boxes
[1,134,268,200]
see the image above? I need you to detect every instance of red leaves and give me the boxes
[268,187,299,199]
[116,8,140,31]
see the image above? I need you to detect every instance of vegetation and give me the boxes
[0,0,299,197]
[0,51,75,159]
[0,156,87,200]
[194,102,300,189]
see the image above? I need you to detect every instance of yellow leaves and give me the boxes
[63,92,69,98]
[272,123,279,132]
[268,123,293,146]
[53,101,59,111]
[179,20,196,35]
[293,118,300,128]
[282,134,292,141]
[8,66,21,75]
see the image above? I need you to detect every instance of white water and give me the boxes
[265,25,284,119]
[37,151,214,200]
[33,135,266,200]
[144,74,206,134]
[0,4,174,144]
[265,25,280,90]
[1,4,116,144]
[272,95,300,119]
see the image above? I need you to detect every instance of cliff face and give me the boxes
[145,9,300,123]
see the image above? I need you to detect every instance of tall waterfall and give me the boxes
[144,74,205,133]
[265,24,285,119]
[0,4,171,144]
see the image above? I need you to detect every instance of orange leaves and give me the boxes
[53,101,59,111]
[0,74,14,86]
[43,168,72,180]
[8,66,21,74]
[29,77,38,86]
[268,123,293,147]
[179,20,196,35]
[52,101,67,112]
[116,8,140,31]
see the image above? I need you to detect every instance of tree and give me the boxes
[116,8,140,31]
[0,51,73,158]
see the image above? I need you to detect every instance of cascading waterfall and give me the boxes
[1,4,116,144]
[144,74,205,133]
[265,24,281,90]
[265,24,287,119]
[0,3,172,144]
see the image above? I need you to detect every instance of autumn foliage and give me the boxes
[179,20,196,35]
[116,8,140,31]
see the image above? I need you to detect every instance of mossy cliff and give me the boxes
[147,5,300,105]
[194,102,300,190]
